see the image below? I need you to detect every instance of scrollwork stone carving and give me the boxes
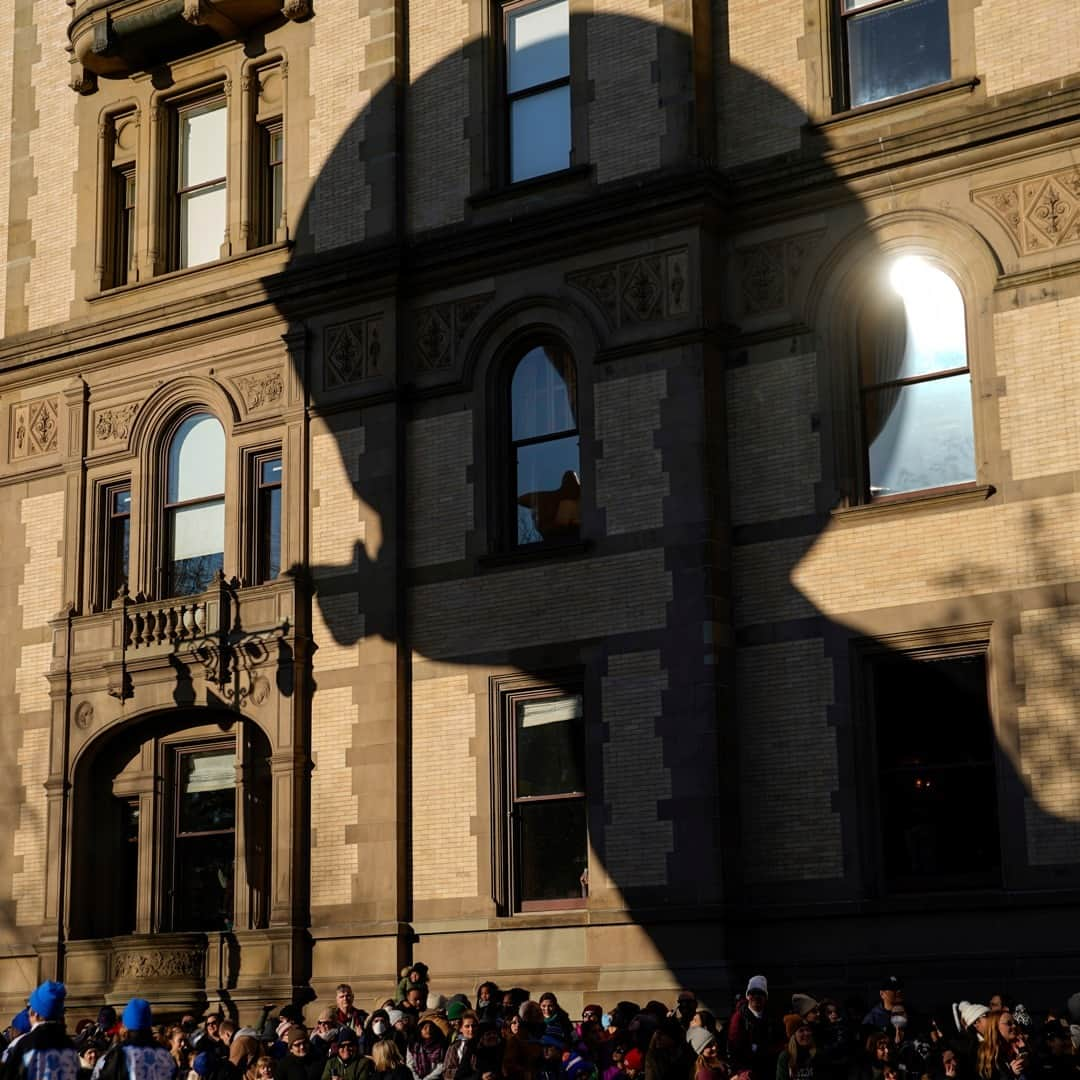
[93,402,139,447]
[974,168,1080,254]
[234,371,285,412]
[112,948,204,981]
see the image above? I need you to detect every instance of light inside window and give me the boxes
[179,101,227,268]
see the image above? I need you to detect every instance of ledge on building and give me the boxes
[806,77,982,137]
[69,0,311,81]
[477,538,592,572]
[830,483,994,527]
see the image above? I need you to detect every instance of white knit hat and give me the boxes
[960,1003,989,1029]
[746,975,768,998]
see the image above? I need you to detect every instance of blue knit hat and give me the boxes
[193,1052,216,1078]
[10,1009,30,1034]
[28,981,65,1022]
[122,998,152,1032]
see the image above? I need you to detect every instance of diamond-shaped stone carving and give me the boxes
[567,247,691,328]
[11,397,59,461]
[974,168,1080,255]
[323,316,384,389]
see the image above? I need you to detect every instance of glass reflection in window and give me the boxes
[860,256,975,499]
[511,345,580,545]
[166,413,226,595]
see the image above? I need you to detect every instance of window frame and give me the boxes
[499,336,582,550]
[489,671,588,915]
[250,447,283,585]
[500,0,573,185]
[836,0,952,111]
[100,109,138,290]
[103,480,133,605]
[853,628,1003,897]
[853,254,978,505]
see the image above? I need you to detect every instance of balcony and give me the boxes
[68,0,311,83]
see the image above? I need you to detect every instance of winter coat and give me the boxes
[2,1023,82,1080]
[92,1037,177,1080]
[321,1056,372,1080]
[728,1002,781,1080]
[408,1040,447,1080]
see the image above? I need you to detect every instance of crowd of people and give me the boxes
[2,967,1079,1080]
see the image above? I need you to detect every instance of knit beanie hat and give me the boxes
[29,981,66,1022]
[285,1026,308,1047]
[387,1010,404,1027]
[447,1001,466,1022]
[11,1009,30,1034]
[746,975,768,998]
[624,1049,644,1071]
[792,995,818,1018]
[122,998,152,1032]
[687,1028,715,1057]
[959,1003,989,1029]
[193,1053,216,1078]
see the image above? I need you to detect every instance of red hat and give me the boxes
[624,1050,644,1071]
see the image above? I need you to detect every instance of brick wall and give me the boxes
[308,6,372,251]
[727,354,820,526]
[410,549,672,659]
[600,651,673,887]
[411,673,479,900]
[736,638,841,883]
[595,369,670,534]
[407,0,469,232]
[995,299,1080,480]
[26,1,76,331]
[1013,606,1080,866]
[0,1,14,338]
[406,412,473,568]
[975,0,1080,97]
[587,3,663,183]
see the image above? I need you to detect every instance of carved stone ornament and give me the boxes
[973,168,1080,254]
[73,701,94,730]
[113,948,204,981]
[323,316,384,389]
[568,247,691,329]
[182,0,209,23]
[282,0,312,18]
[413,293,493,373]
[737,230,824,317]
[11,397,59,461]
[93,402,139,447]
[69,61,97,95]
[234,370,285,412]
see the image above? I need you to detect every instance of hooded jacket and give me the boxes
[1,1023,81,1080]
[92,1033,177,1080]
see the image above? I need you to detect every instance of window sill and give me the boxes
[468,164,594,209]
[86,240,291,303]
[808,77,981,135]
[478,538,592,571]
[830,483,994,526]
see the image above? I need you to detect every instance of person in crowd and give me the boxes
[321,1028,369,1080]
[728,977,780,1080]
[444,1013,479,1080]
[503,1006,543,1080]
[407,1016,448,1080]
[688,1028,724,1080]
[622,1050,644,1080]
[403,991,427,1015]
[469,1022,505,1080]
[311,1012,340,1059]
[540,997,574,1047]
[363,1013,394,1058]
[274,1028,322,1080]
[1,981,80,1080]
[334,989,365,1034]
[537,1029,566,1080]
[475,987,500,1025]
[191,1016,227,1060]
[977,1013,1028,1080]
[2,1012,31,1066]
[1034,1022,1079,1080]
[255,1060,275,1080]
[674,998,699,1033]
[644,1019,692,1080]
[79,1040,108,1080]
[91,998,177,1080]
[864,981,905,1036]
[230,1032,263,1080]
[776,1018,816,1080]
[397,967,431,1007]
[370,1042,411,1080]
[859,1032,893,1080]
[602,1042,628,1080]
[167,1028,192,1074]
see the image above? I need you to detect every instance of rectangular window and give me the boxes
[258,123,284,246]
[866,647,1000,892]
[505,0,571,182]
[112,168,136,286]
[177,99,227,269]
[841,0,951,108]
[105,484,132,603]
[170,742,236,931]
[255,453,282,583]
[508,690,587,910]
[104,111,137,288]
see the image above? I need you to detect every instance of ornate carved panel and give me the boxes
[112,946,205,980]
[11,397,60,461]
[233,369,285,412]
[737,231,823,316]
[413,293,493,372]
[92,402,139,449]
[568,247,690,328]
[973,169,1080,254]
[323,316,384,389]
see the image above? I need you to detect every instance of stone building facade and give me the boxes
[0,0,1077,1022]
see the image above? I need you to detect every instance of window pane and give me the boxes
[512,346,577,441]
[861,257,968,385]
[109,514,131,597]
[117,799,139,935]
[516,437,580,543]
[515,695,585,796]
[259,486,282,582]
[178,747,236,833]
[112,488,132,515]
[174,832,234,931]
[181,101,227,186]
[865,374,975,497]
[511,85,571,182]
[517,798,586,903]
[169,500,225,595]
[872,654,1000,887]
[168,414,226,503]
[180,183,226,268]
[847,0,951,107]
[507,0,569,94]
[261,457,282,486]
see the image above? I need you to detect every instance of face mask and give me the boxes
[373,1021,388,1036]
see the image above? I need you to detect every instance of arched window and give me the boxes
[166,412,226,595]
[510,343,581,545]
[858,256,975,499]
